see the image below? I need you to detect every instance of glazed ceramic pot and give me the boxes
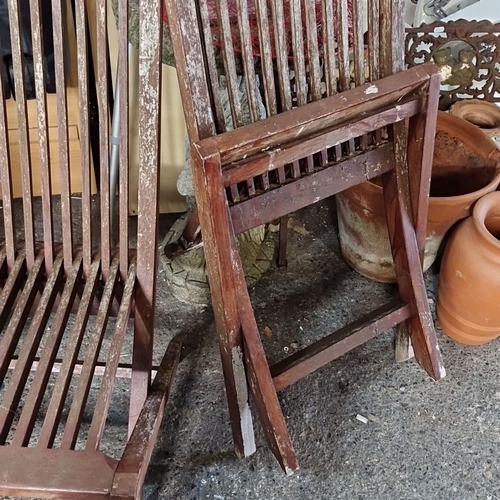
[336,111,500,283]
[437,192,500,345]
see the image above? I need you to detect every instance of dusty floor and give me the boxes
[144,199,500,500]
[3,198,500,500]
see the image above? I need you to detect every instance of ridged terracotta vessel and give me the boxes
[336,111,500,283]
[437,192,500,345]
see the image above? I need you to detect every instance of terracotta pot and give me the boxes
[336,111,500,283]
[437,192,500,345]
[450,100,500,147]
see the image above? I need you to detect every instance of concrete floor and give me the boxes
[143,199,500,500]
[2,198,500,500]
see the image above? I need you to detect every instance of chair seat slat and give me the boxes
[13,257,84,448]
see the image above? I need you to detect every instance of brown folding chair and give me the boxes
[0,0,179,497]
[165,0,445,474]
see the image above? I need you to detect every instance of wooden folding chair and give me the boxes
[165,0,445,474]
[0,0,180,498]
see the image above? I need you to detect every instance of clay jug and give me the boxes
[336,111,500,283]
[437,192,500,345]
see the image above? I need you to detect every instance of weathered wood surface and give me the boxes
[164,0,445,474]
[0,0,179,497]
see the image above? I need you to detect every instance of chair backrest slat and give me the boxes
[270,0,292,111]
[368,0,380,82]
[321,0,337,97]
[31,0,54,274]
[96,0,111,280]
[235,0,260,123]
[118,0,129,283]
[7,0,35,268]
[0,57,15,270]
[168,0,214,142]
[52,0,74,272]
[135,0,163,327]
[199,0,226,134]
[304,2,322,102]
[352,0,365,88]
[215,0,244,128]
[290,0,307,107]
[335,0,350,93]
[255,0,277,117]
[75,0,93,277]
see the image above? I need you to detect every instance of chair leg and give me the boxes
[394,78,440,367]
[192,151,256,458]
[382,123,445,381]
[277,215,288,268]
[395,323,414,363]
[230,234,298,473]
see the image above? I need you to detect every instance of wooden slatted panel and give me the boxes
[130,0,163,430]
[60,260,119,449]
[0,255,44,386]
[0,56,15,270]
[0,256,64,444]
[86,264,136,450]
[97,0,111,278]
[37,261,100,449]
[31,0,54,273]
[198,0,245,202]
[7,0,35,268]
[13,258,83,448]
[75,0,93,276]
[52,0,74,270]
[118,0,130,280]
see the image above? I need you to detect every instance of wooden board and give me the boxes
[1,88,97,200]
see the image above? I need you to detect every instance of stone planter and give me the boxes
[161,213,275,305]
[437,192,500,345]
[336,111,500,283]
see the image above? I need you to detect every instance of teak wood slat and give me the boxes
[0,0,181,496]
[165,0,445,473]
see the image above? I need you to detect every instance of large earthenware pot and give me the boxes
[437,192,500,345]
[336,111,500,283]
[450,99,500,146]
